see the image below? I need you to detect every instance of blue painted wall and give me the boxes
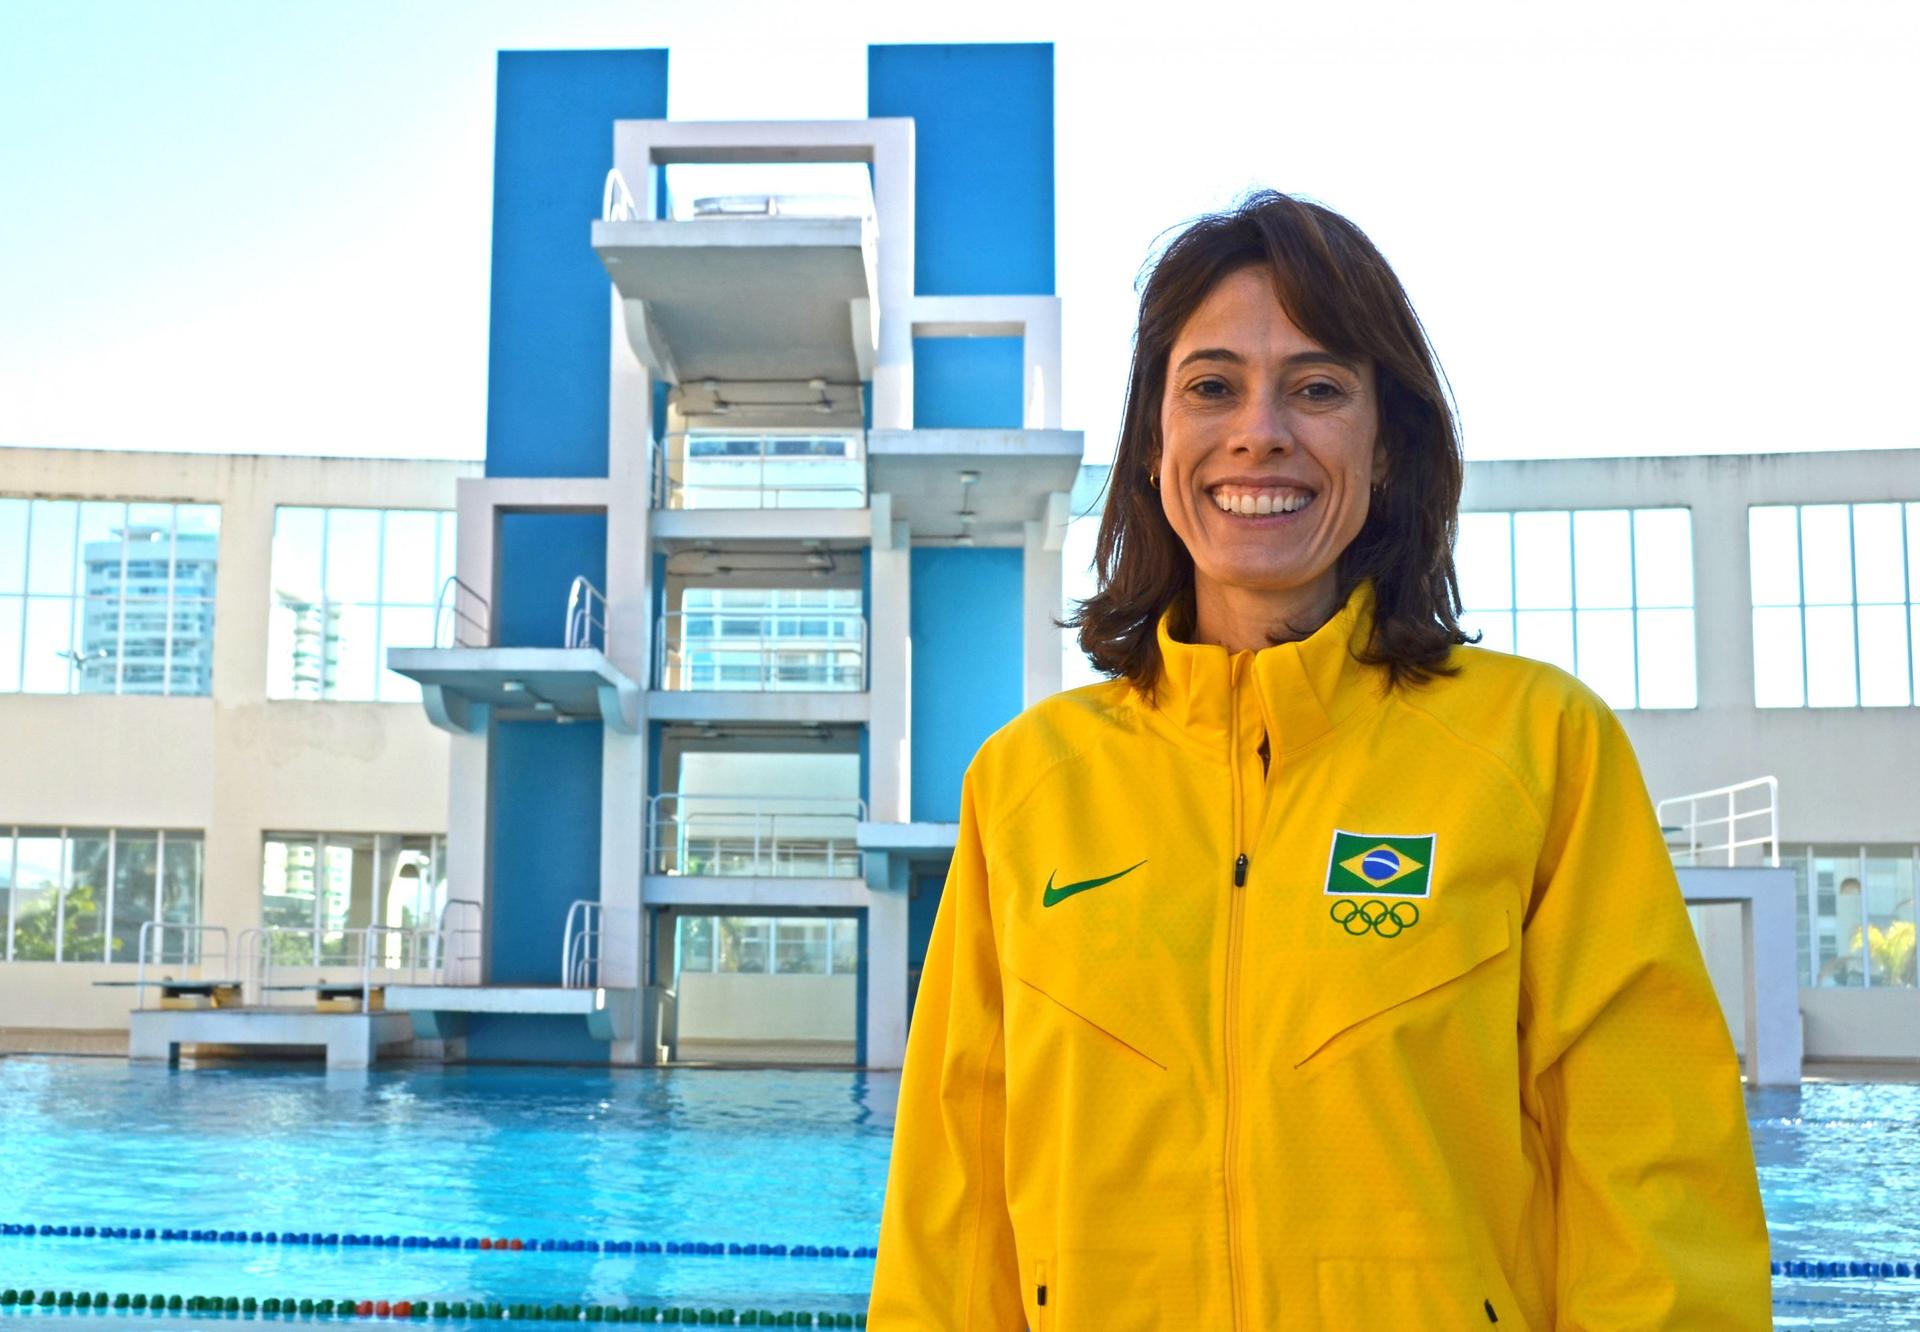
[908,548,1023,822]
[867,44,1055,297]
[494,513,607,648]
[474,720,606,1063]
[912,337,1024,429]
[488,49,669,479]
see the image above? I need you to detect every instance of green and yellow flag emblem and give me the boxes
[1324,830,1435,897]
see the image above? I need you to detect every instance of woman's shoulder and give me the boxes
[1389,645,1632,814]
[964,676,1142,805]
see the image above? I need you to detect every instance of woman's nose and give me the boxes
[1229,394,1294,455]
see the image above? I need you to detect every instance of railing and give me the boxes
[647,794,867,878]
[1659,776,1780,867]
[562,900,603,990]
[602,168,640,222]
[238,926,446,1013]
[435,897,483,986]
[650,434,867,511]
[134,924,231,1011]
[655,610,866,691]
[434,576,491,648]
[565,576,608,652]
[690,192,873,220]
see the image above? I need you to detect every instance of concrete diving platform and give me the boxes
[386,647,641,736]
[383,985,638,1042]
[129,1008,415,1071]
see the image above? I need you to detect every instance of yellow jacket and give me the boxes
[869,586,1770,1330]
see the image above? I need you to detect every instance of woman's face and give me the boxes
[1156,266,1385,632]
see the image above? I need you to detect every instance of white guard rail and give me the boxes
[565,576,608,652]
[1658,776,1780,867]
[655,610,866,691]
[647,794,867,878]
[650,434,867,511]
[235,925,447,1014]
[562,899,602,990]
[134,923,232,1011]
[434,576,492,648]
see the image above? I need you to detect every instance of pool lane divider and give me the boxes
[0,1290,868,1325]
[0,1224,873,1261]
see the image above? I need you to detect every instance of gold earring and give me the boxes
[1148,471,1160,490]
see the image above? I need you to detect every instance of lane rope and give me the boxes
[0,1223,872,1262]
[0,1288,865,1325]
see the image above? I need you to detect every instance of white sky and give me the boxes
[1,0,1915,466]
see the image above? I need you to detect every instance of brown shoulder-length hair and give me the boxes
[1069,190,1469,693]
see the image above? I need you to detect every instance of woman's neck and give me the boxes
[1190,574,1342,654]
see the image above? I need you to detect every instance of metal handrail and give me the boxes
[134,923,232,1012]
[603,168,640,222]
[1658,776,1780,867]
[434,575,491,648]
[562,899,602,990]
[647,793,867,878]
[254,925,444,1014]
[655,609,866,691]
[565,576,608,651]
[435,897,483,986]
[649,433,868,511]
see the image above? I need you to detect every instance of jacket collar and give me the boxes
[1146,581,1388,757]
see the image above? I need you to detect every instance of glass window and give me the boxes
[717,917,770,973]
[774,918,830,974]
[0,498,221,697]
[260,831,444,967]
[831,917,858,976]
[109,831,158,963]
[1,827,202,964]
[267,507,455,701]
[1750,502,1920,709]
[1864,853,1917,988]
[1459,508,1694,709]
[62,832,109,963]
[678,915,714,973]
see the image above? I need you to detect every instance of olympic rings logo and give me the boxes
[1329,898,1421,938]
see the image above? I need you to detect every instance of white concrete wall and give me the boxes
[0,447,475,1031]
[676,971,855,1040]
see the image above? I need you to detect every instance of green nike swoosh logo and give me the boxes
[1043,860,1147,908]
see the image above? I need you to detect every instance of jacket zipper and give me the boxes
[1223,670,1249,1331]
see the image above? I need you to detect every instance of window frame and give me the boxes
[0,826,205,963]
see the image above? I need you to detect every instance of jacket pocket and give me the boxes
[1316,1257,1529,1330]
[1007,972,1170,1071]
[1291,907,1513,1068]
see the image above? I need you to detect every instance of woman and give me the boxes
[868,192,1770,1329]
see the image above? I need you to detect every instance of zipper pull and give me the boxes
[1233,853,1248,887]
[1037,1285,1047,1306]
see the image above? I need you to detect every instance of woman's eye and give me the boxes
[1190,378,1231,398]
[1299,380,1346,402]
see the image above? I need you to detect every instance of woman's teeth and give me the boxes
[1209,489,1314,517]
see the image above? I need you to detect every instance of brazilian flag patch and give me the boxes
[1323,830,1436,897]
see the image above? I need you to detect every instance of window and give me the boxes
[1749,503,1920,708]
[1780,845,1919,988]
[1456,508,1696,709]
[675,915,856,976]
[0,827,203,962]
[260,832,446,965]
[267,507,456,702]
[668,587,864,691]
[0,498,220,695]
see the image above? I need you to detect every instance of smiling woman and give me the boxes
[868,191,1772,1332]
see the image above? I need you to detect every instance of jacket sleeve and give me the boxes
[868,767,1025,1330]
[1519,695,1773,1330]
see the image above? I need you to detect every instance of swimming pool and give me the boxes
[0,1057,1915,1328]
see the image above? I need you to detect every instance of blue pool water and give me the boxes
[0,1057,1916,1328]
